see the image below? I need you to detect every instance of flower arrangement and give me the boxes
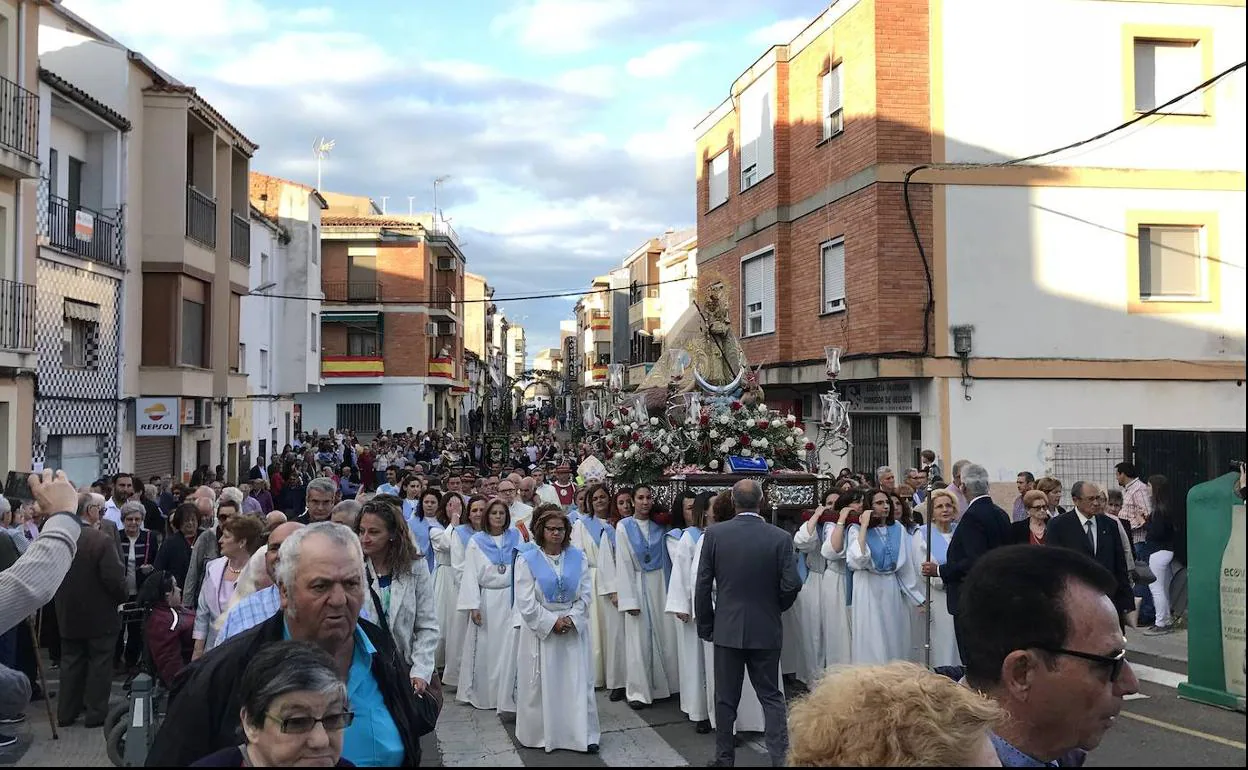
[602,400,812,484]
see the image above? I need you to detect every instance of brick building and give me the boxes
[695,0,1244,481]
[295,198,467,436]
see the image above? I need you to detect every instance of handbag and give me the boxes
[1131,560,1156,586]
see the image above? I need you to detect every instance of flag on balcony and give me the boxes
[429,356,455,379]
[591,364,607,382]
[322,356,384,377]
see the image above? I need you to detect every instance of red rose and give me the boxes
[757,419,770,429]
[605,450,614,460]
[644,440,654,450]
[804,441,815,450]
[699,414,709,426]
[631,431,641,441]
[620,406,630,415]
[740,435,752,446]
[730,401,743,411]
[606,438,615,448]
[604,419,615,429]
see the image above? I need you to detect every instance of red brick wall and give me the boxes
[385,313,430,377]
[322,323,348,357]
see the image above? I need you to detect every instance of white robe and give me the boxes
[496,523,533,715]
[615,518,680,704]
[571,516,621,689]
[846,523,926,665]
[514,551,601,753]
[691,535,766,732]
[455,536,514,710]
[913,526,961,668]
[430,524,456,670]
[664,530,708,722]
[817,522,854,671]
[592,521,627,690]
[441,526,476,688]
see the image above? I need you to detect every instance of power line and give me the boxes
[902,60,1245,357]
[247,275,695,304]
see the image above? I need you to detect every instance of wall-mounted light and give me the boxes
[825,345,843,380]
[950,325,975,401]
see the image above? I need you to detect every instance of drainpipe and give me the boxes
[114,129,129,474]
[15,0,27,286]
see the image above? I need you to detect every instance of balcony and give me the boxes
[628,293,662,326]
[230,211,250,265]
[46,193,123,267]
[0,75,39,167]
[0,279,36,351]
[324,281,383,303]
[430,286,458,317]
[186,186,217,249]
[426,219,459,248]
[322,355,384,378]
[590,310,611,331]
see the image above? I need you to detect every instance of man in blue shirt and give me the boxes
[146,522,439,766]
[957,545,1138,767]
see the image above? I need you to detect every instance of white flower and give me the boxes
[786,436,795,446]
[709,429,720,440]
[756,438,769,449]
[631,422,639,431]
[709,460,719,469]
[649,417,659,426]
[757,403,767,414]
[792,427,804,436]
[718,414,731,425]
[742,448,753,457]
[720,440,734,453]
[766,458,775,467]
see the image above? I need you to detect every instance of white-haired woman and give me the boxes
[913,488,960,668]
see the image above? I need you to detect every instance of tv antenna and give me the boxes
[313,137,335,190]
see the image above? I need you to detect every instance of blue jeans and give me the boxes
[1134,542,1156,626]
[0,626,17,669]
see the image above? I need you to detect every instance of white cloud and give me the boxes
[491,0,637,54]
[746,16,810,47]
[555,65,616,97]
[624,109,699,160]
[213,33,396,87]
[420,59,504,86]
[290,6,335,25]
[625,41,706,79]
[63,0,269,42]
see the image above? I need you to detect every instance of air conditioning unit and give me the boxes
[425,322,439,336]
[194,398,215,427]
[436,256,455,271]
[436,321,457,336]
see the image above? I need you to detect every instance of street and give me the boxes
[3,638,1243,768]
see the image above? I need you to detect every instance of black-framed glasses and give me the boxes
[1036,645,1128,682]
[265,711,355,734]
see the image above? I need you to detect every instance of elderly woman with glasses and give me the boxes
[1011,490,1053,546]
[513,506,600,754]
[190,640,356,767]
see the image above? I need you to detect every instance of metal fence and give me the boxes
[324,281,382,302]
[0,278,36,351]
[185,185,216,248]
[230,211,250,265]
[47,194,123,267]
[0,75,39,158]
[1049,442,1124,506]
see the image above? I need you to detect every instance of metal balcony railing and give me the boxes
[0,75,39,159]
[230,211,250,265]
[0,278,36,351]
[46,193,123,267]
[186,185,217,248]
[430,286,458,314]
[324,281,383,303]
[427,219,459,247]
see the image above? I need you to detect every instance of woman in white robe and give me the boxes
[817,490,859,672]
[846,489,926,665]
[570,483,622,691]
[913,489,961,668]
[456,500,522,710]
[497,504,543,715]
[614,485,680,707]
[693,493,766,733]
[792,489,846,686]
[430,491,464,671]
[514,508,601,754]
[441,495,486,689]
[665,492,710,730]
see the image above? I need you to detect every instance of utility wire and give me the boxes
[248,275,695,304]
[902,60,1245,357]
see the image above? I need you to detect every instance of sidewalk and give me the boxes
[1126,625,1188,667]
[0,713,109,768]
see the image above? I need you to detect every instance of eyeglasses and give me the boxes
[1028,504,1049,511]
[265,710,355,734]
[1036,644,1128,682]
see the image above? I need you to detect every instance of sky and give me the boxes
[62,0,829,360]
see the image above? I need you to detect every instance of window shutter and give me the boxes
[739,86,760,188]
[756,85,774,180]
[761,253,775,333]
[1153,41,1201,113]
[743,257,761,307]
[827,65,843,135]
[1139,225,1201,299]
[822,240,845,312]
[709,151,729,208]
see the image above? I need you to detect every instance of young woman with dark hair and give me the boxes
[846,488,925,665]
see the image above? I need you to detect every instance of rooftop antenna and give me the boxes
[313,137,335,190]
[380,196,389,215]
[407,196,415,216]
[433,175,451,223]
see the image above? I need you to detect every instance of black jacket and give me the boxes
[939,496,1012,616]
[145,613,440,767]
[1046,511,1135,615]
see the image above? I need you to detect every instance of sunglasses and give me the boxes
[1037,644,1128,683]
[265,711,355,734]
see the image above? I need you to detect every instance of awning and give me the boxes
[64,299,101,324]
[322,311,380,323]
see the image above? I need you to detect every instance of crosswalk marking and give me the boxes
[1130,662,1187,690]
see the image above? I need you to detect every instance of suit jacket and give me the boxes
[939,496,1012,616]
[694,513,801,649]
[1045,511,1135,614]
[55,523,128,639]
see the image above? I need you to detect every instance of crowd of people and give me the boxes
[0,424,1211,767]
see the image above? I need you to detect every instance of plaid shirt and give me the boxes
[1120,477,1151,544]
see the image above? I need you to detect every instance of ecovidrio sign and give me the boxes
[136,398,180,437]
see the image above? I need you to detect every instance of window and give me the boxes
[741,249,775,336]
[48,148,59,197]
[310,312,318,352]
[821,238,846,314]
[336,403,381,434]
[822,64,844,139]
[707,150,729,210]
[348,330,378,357]
[181,298,206,367]
[594,341,611,364]
[347,254,378,301]
[1138,225,1204,300]
[311,225,319,263]
[739,74,774,191]
[61,318,97,368]
[1133,39,1202,114]
[259,349,270,388]
[260,252,271,285]
[238,343,247,374]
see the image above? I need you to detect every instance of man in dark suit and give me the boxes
[54,492,127,727]
[1045,481,1135,619]
[695,479,801,768]
[921,462,1012,656]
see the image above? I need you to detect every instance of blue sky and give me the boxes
[63,0,827,358]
